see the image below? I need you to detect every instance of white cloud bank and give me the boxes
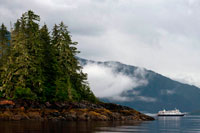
[1,0,200,87]
[83,62,148,101]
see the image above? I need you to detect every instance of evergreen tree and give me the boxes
[52,22,72,100]
[0,10,97,102]
[0,24,10,91]
[0,23,9,58]
[24,11,43,95]
[1,17,29,98]
[52,22,96,102]
[39,24,57,101]
[1,10,41,99]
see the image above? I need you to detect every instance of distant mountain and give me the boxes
[78,57,200,113]
[189,110,200,115]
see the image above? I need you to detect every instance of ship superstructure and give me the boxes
[157,109,185,116]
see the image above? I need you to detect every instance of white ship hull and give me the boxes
[157,113,185,116]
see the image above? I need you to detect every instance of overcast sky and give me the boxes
[1,0,200,87]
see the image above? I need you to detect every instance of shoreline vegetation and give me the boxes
[0,10,154,121]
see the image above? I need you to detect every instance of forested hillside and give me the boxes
[0,10,96,102]
[79,58,200,113]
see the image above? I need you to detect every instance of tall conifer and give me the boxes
[0,10,97,102]
[0,23,9,60]
[39,24,57,101]
[1,11,41,98]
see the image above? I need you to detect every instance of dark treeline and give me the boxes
[0,10,96,102]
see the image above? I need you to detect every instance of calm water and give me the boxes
[0,115,200,133]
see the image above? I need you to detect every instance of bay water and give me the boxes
[0,115,200,133]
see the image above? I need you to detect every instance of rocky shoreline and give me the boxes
[0,100,154,121]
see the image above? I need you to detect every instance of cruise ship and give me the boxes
[157,109,185,116]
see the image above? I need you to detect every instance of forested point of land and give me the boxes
[0,10,96,102]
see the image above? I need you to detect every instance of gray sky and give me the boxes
[1,0,200,87]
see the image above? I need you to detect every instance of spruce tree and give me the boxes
[0,23,9,58]
[0,24,10,91]
[52,22,72,100]
[52,22,96,102]
[39,24,58,101]
[0,10,97,102]
[1,17,30,98]
[1,10,41,99]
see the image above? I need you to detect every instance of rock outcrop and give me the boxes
[0,100,154,121]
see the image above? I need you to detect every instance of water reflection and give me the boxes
[0,120,143,133]
[158,116,181,121]
[158,116,181,129]
[95,121,144,132]
[0,116,200,133]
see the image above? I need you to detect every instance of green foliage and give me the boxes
[54,89,68,102]
[0,24,10,92]
[0,23,9,58]
[71,88,81,101]
[39,24,58,101]
[0,10,97,103]
[13,87,37,100]
[0,91,4,98]
[54,78,69,101]
[1,10,44,98]
[81,86,98,103]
